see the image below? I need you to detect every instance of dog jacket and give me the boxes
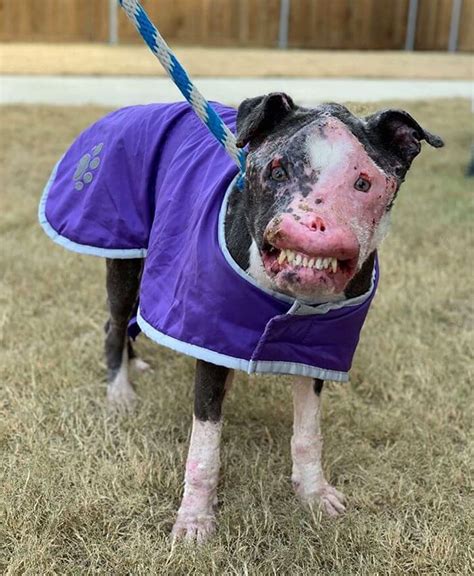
[39,102,379,382]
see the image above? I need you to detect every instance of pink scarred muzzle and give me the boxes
[260,117,398,299]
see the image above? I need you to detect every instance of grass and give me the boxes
[0,43,472,79]
[1,99,473,575]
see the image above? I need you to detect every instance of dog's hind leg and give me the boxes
[105,258,143,409]
[291,377,346,516]
[172,360,233,544]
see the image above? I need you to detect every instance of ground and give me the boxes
[0,43,472,79]
[1,99,473,575]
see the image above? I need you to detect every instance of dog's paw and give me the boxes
[171,513,216,545]
[107,383,138,412]
[314,483,346,517]
[130,357,152,373]
[293,480,346,517]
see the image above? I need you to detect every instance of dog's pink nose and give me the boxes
[304,215,326,232]
[265,213,360,262]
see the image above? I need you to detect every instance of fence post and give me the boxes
[405,0,418,51]
[278,0,291,49]
[448,0,463,52]
[109,0,119,45]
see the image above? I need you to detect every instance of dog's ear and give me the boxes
[236,92,296,149]
[365,109,444,167]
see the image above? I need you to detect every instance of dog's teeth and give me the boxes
[284,252,338,271]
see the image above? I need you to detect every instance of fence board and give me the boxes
[459,0,474,51]
[0,0,108,42]
[416,0,452,50]
[287,0,411,50]
[0,0,471,51]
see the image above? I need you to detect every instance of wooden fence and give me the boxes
[0,0,472,51]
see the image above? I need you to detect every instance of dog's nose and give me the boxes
[304,215,326,232]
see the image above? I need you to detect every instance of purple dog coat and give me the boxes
[39,102,379,382]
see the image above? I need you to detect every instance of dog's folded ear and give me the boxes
[365,109,444,166]
[236,92,296,149]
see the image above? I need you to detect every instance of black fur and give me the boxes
[313,379,324,396]
[105,259,142,382]
[344,251,376,299]
[194,360,229,422]
[236,92,296,149]
[224,185,252,271]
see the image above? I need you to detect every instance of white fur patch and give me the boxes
[107,345,137,409]
[291,377,325,491]
[291,377,346,516]
[369,211,392,253]
[247,239,274,290]
[172,418,223,543]
[130,356,151,373]
[307,133,353,174]
[354,211,392,270]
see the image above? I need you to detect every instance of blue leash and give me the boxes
[119,0,246,186]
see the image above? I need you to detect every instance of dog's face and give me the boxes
[236,94,443,301]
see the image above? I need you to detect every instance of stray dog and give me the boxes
[39,93,443,542]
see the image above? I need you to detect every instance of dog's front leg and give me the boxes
[172,360,233,544]
[291,377,346,516]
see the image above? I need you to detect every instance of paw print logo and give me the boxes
[73,142,104,190]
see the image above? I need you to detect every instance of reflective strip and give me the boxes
[137,309,348,382]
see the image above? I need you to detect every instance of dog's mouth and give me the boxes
[261,242,358,295]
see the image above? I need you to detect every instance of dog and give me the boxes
[39,93,443,542]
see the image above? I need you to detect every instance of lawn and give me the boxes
[1,99,473,575]
[0,43,472,80]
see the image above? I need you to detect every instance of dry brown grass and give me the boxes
[0,42,472,79]
[1,99,473,574]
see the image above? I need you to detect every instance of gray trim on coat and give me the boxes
[137,309,349,382]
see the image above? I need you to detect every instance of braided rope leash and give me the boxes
[119,0,246,182]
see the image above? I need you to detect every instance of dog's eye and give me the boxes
[354,175,371,192]
[271,165,287,182]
